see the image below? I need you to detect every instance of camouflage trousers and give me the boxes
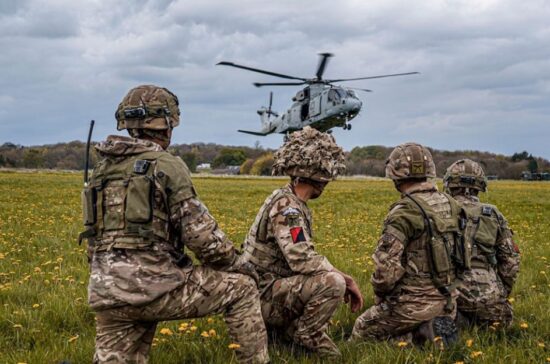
[261,271,346,356]
[93,266,269,364]
[457,268,513,327]
[351,287,455,341]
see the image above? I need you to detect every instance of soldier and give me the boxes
[351,142,469,346]
[240,126,364,357]
[444,159,520,327]
[80,85,269,364]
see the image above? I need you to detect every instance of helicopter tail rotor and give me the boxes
[266,91,279,118]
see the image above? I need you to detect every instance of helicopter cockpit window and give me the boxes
[346,90,358,99]
[328,89,341,103]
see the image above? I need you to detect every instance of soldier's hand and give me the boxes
[339,273,364,313]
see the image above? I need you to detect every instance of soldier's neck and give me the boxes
[291,183,312,203]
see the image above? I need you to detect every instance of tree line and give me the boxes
[1,141,548,180]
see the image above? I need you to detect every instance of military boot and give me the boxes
[414,316,458,348]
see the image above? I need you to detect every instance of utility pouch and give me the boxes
[474,214,498,247]
[125,176,153,223]
[429,236,451,275]
[81,187,96,226]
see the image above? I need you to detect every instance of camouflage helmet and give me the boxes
[385,142,436,181]
[443,159,487,192]
[272,126,346,182]
[115,85,180,131]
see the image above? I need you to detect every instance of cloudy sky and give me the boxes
[1,0,549,158]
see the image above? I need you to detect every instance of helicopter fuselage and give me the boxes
[262,84,362,135]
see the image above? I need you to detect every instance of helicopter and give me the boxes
[217,53,419,136]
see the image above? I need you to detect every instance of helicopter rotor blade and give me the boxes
[217,61,307,81]
[268,92,273,111]
[316,53,333,80]
[327,72,420,83]
[345,87,373,92]
[253,82,307,87]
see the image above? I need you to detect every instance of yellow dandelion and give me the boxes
[208,329,217,337]
[189,325,198,332]
[68,335,79,343]
[537,342,545,348]
[13,324,23,329]
[228,343,241,350]
[454,361,465,364]
[32,304,40,309]
[520,322,529,329]
[207,318,214,324]
[507,297,515,303]
[466,339,474,347]
[434,336,442,342]
[397,341,408,347]
[470,351,483,359]
[159,328,173,336]
[201,331,210,338]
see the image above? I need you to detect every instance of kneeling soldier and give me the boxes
[241,126,363,356]
[444,159,520,327]
[81,85,269,364]
[352,142,469,346]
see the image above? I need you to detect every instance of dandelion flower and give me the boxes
[470,351,483,359]
[397,341,408,347]
[520,322,529,329]
[466,339,474,347]
[207,318,214,324]
[32,304,40,309]
[201,331,210,338]
[208,329,217,337]
[189,325,198,332]
[159,328,173,336]
[13,324,22,329]
[537,342,545,348]
[507,297,515,303]
[228,343,241,350]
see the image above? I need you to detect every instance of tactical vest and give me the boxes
[241,188,300,277]
[461,203,502,270]
[399,192,470,310]
[80,151,171,251]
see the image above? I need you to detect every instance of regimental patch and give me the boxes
[290,226,306,243]
[282,207,300,217]
[481,206,493,216]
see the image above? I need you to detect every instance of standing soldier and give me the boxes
[80,85,269,364]
[240,126,363,357]
[444,159,520,327]
[351,142,469,346]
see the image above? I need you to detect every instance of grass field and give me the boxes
[0,171,548,364]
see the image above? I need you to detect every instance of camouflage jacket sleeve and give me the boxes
[494,209,520,293]
[269,195,334,275]
[159,155,236,269]
[371,204,419,296]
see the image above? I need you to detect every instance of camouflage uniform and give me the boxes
[352,143,466,345]
[444,159,520,327]
[82,86,268,364]
[241,127,347,356]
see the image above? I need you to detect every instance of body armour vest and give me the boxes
[80,151,172,250]
[241,187,310,278]
[396,191,469,296]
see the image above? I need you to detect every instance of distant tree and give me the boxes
[22,148,44,168]
[181,152,198,172]
[528,158,538,173]
[511,151,530,162]
[0,154,4,167]
[250,153,274,176]
[212,148,247,168]
[240,158,255,175]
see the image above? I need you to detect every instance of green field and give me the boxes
[0,171,548,363]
